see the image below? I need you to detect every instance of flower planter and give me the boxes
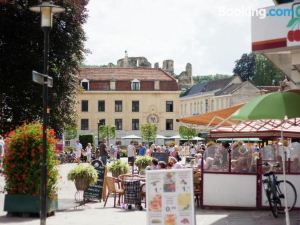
[75,178,90,191]
[4,194,58,214]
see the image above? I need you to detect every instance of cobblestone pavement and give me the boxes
[0,164,299,225]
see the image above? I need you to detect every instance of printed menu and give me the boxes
[146,169,195,225]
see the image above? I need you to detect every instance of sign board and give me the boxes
[32,70,53,88]
[152,152,169,163]
[84,160,106,201]
[252,2,300,51]
[146,169,195,225]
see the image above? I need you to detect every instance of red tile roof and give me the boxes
[79,67,177,81]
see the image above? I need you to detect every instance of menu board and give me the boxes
[152,152,169,163]
[146,169,195,225]
[84,160,106,201]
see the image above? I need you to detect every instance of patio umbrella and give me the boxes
[156,134,166,139]
[121,135,141,139]
[231,91,300,120]
[231,91,300,225]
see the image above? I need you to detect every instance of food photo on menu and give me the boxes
[163,172,176,192]
[164,214,176,225]
[148,194,162,212]
[177,193,191,211]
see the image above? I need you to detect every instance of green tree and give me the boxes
[0,0,89,135]
[254,54,284,86]
[233,53,256,81]
[193,74,231,83]
[141,123,157,145]
[179,125,197,143]
[99,125,116,147]
[64,124,77,140]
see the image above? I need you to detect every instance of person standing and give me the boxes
[114,141,121,160]
[75,140,82,163]
[138,143,146,156]
[99,140,108,165]
[85,143,93,163]
[127,140,135,166]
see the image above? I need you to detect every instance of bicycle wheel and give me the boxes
[276,180,297,213]
[265,188,279,217]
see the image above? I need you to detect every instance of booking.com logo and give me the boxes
[218,6,300,19]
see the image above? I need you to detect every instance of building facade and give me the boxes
[179,75,260,117]
[77,67,180,142]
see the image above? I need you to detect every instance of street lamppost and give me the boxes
[97,121,100,146]
[30,2,64,225]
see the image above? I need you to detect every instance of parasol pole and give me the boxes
[281,116,290,225]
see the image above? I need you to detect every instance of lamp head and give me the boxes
[30,1,65,28]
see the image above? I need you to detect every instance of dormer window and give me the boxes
[131,79,140,91]
[81,79,89,91]
[110,78,116,90]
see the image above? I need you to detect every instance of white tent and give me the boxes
[121,134,142,139]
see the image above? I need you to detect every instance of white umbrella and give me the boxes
[192,137,204,141]
[156,134,166,139]
[169,135,181,139]
[121,134,141,139]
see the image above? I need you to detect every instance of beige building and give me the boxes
[77,67,180,142]
[179,75,260,118]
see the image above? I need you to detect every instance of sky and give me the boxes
[83,0,273,76]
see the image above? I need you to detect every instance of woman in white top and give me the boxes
[85,143,92,163]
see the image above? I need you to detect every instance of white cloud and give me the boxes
[83,0,273,75]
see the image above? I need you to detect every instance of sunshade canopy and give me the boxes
[177,103,243,127]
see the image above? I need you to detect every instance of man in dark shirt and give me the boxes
[99,140,108,165]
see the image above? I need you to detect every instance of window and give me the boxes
[115,119,122,130]
[64,140,70,146]
[166,119,173,130]
[154,80,160,90]
[132,119,139,130]
[81,100,88,112]
[132,101,139,112]
[205,99,208,112]
[115,100,122,112]
[81,79,89,90]
[99,119,105,126]
[98,100,105,112]
[166,101,173,112]
[131,79,140,91]
[81,119,89,130]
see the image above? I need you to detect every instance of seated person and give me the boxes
[233,157,249,173]
[158,161,167,169]
[151,158,159,170]
[168,156,183,169]
[203,157,214,170]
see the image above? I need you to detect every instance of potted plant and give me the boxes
[3,122,59,214]
[135,156,152,173]
[108,160,129,177]
[67,164,98,191]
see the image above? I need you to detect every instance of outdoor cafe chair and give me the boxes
[103,176,124,208]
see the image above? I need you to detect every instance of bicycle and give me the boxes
[262,162,297,217]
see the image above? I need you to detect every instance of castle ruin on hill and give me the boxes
[103,51,193,90]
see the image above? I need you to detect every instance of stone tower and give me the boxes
[186,63,193,85]
[177,62,193,90]
[162,60,174,75]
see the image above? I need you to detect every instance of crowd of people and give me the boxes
[67,138,300,174]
